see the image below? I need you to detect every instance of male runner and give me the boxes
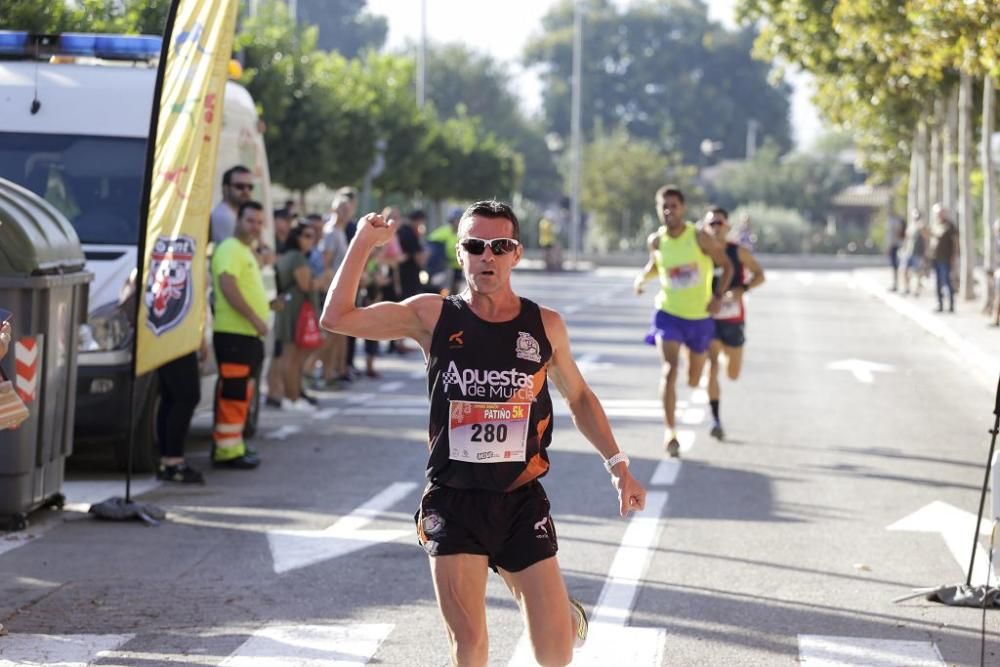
[321,200,646,667]
[634,186,733,458]
[702,207,765,440]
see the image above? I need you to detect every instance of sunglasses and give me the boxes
[460,237,520,256]
[229,183,254,191]
[708,220,725,227]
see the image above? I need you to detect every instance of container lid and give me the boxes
[0,177,86,275]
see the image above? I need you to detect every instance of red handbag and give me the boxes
[294,301,323,350]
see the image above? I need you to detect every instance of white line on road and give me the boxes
[649,459,681,487]
[798,635,944,666]
[680,407,704,425]
[264,425,303,441]
[379,381,404,393]
[826,359,895,384]
[267,482,418,575]
[220,624,394,667]
[313,408,340,420]
[0,633,135,667]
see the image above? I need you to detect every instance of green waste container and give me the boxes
[0,177,92,530]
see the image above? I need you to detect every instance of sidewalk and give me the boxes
[855,267,1000,395]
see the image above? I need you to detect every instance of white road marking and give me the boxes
[267,482,418,575]
[379,381,404,393]
[649,459,681,487]
[795,271,816,286]
[798,635,944,666]
[826,359,895,384]
[0,633,134,666]
[679,407,704,425]
[508,492,670,666]
[888,500,997,586]
[220,624,394,667]
[264,425,302,441]
[313,408,340,420]
[346,392,376,405]
[689,388,709,404]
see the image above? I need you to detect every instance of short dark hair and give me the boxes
[708,206,728,220]
[237,200,263,219]
[284,222,313,253]
[460,200,520,240]
[655,185,685,204]
[306,213,324,225]
[408,209,427,222]
[223,165,252,187]
[274,208,293,221]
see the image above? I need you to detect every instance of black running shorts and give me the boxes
[714,321,746,348]
[415,481,558,573]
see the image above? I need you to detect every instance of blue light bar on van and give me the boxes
[0,31,162,60]
[0,31,29,55]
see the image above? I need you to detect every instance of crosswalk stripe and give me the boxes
[0,633,134,666]
[219,624,394,666]
[798,635,944,666]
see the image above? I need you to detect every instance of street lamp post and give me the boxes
[416,0,426,108]
[569,0,583,268]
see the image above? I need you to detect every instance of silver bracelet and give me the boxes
[603,451,629,474]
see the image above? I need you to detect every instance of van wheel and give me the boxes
[114,381,159,473]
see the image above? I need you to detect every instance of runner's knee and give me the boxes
[531,637,573,667]
[450,632,488,666]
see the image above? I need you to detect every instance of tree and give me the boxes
[295,0,387,57]
[238,1,376,193]
[525,0,792,165]
[423,42,561,202]
[0,0,170,35]
[580,125,696,250]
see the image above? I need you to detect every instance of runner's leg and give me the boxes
[430,554,490,667]
[686,350,708,387]
[498,557,575,667]
[724,344,744,380]
[707,339,723,438]
[656,337,680,434]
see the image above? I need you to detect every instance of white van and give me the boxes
[0,31,274,471]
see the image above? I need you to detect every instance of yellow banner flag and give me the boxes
[136,0,238,376]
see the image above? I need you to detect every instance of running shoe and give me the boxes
[156,463,205,484]
[710,423,725,441]
[666,437,680,458]
[569,597,588,648]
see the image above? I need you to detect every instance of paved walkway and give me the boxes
[856,267,1000,396]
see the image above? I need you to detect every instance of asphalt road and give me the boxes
[1,266,998,666]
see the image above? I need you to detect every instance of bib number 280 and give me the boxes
[449,401,530,463]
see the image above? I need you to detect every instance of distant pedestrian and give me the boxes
[210,201,282,468]
[155,350,204,483]
[427,207,463,294]
[900,209,927,296]
[929,203,958,313]
[210,166,254,245]
[886,212,905,292]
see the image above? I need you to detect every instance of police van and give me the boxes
[0,31,274,471]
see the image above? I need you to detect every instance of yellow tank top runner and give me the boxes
[654,222,714,319]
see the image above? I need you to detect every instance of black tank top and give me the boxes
[713,242,746,291]
[425,295,554,491]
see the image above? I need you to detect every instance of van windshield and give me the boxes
[0,132,147,245]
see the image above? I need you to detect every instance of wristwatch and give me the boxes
[603,451,629,473]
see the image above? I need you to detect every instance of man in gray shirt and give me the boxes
[210,165,254,245]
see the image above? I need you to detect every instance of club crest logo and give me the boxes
[145,235,196,336]
[515,331,541,363]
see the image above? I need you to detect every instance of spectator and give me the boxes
[929,203,958,313]
[318,197,352,386]
[538,215,562,271]
[210,166,254,245]
[155,350,204,483]
[276,224,329,410]
[0,319,30,432]
[284,198,299,219]
[397,209,428,299]
[428,207,464,294]
[273,208,293,254]
[210,201,282,468]
[900,209,927,296]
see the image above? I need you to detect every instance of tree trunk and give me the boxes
[942,87,958,213]
[929,99,943,208]
[907,127,919,226]
[958,71,975,300]
[917,120,930,220]
[983,76,997,271]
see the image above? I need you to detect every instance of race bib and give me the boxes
[668,263,701,290]
[714,294,743,320]
[448,401,530,464]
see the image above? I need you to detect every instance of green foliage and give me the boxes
[731,203,809,253]
[295,0,387,57]
[423,43,560,201]
[581,125,697,250]
[0,0,170,34]
[708,143,857,225]
[525,0,792,165]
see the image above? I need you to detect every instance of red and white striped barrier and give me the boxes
[15,336,39,404]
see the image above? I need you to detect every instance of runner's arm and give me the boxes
[633,233,660,294]
[697,230,734,297]
[737,247,766,291]
[542,308,646,516]
[320,213,436,346]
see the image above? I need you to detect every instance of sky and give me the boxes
[365,0,824,149]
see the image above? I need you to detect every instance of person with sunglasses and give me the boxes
[702,206,765,441]
[321,200,647,667]
[210,165,254,245]
[634,186,734,458]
